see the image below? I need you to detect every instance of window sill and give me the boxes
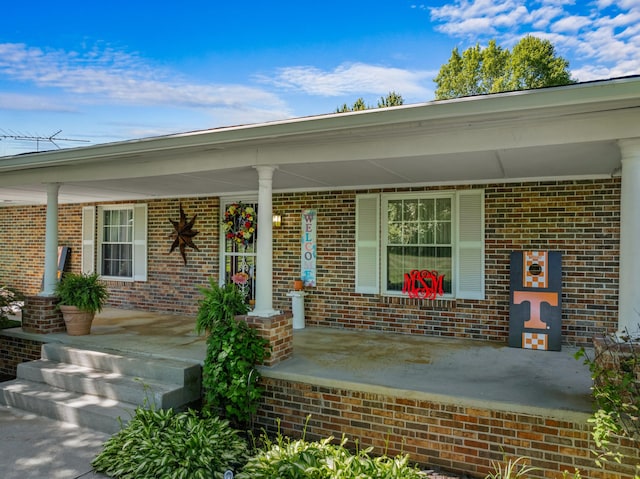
[381,295,455,311]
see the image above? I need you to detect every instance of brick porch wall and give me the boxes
[255,377,638,479]
[0,334,44,378]
[0,178,621,346]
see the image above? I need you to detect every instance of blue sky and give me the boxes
[1,0,638,156]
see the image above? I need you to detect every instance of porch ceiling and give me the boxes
[0,77,637,206]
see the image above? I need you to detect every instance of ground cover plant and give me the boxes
[92,407,247,479]
[237,423,427,479]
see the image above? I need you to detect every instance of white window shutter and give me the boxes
[355,194,380,294]
[456,190,484,300]
[133,204,148,282]
[81,206,95,275]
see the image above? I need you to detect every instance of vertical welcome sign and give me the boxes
[301,209,317,287]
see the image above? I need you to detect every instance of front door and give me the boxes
[221,200,257,303]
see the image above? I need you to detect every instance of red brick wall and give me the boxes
[271,180,620,347]
[0,335,43,378]
[256,377,638,479]
[0,178,620,346]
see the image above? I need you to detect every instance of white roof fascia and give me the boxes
[0,76,638,174]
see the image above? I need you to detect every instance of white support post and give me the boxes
[41,183,60,296]
[618,138,640,335]
[251,165,280,317]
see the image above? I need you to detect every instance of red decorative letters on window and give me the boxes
[402,270,445,300]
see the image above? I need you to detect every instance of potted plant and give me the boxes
[55,272,109,336]
[293,278,304,291]
[195,278,250,335]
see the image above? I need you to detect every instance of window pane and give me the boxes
[403,222,418,244]
[436,198,451,220]
[387,244,453,293]
[419,199,435,222]
[102,244,132,277]
[388,200,402,222]
[436,221,451,244]
[402,199,418,221]
[101,208,134,278]
[388,222,402,244]
[418,221,435,244]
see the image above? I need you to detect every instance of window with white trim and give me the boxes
[82,204,148,281]
[355,190,484,300]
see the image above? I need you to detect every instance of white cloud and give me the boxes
[0,43,290,115]
[550,15,592,33]
[0,93,77,112]
[264,63,434,98]
[427,0,640,81]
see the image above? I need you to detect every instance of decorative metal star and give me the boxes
[169,203,199,265]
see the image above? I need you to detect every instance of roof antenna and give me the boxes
[0,129,90,151]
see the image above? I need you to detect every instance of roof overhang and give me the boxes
[1,76,638,205]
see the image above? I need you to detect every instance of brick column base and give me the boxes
[240,311,293,367]
[22,295,65,334]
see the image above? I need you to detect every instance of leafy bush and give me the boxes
[0,286,23,328]
[203,315,270,426]
[575,331,639,476]
[55,272,109,313]
[238,429,425,479]
[196,279,249,335]
[92,408,247,479]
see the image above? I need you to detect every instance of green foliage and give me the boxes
[434,36,575,100]
[336,91,404,113]
[0,286,23,328]
[195,278,250,335]
[238,427,425,479]
[377,91,404,108]
[55,272,109,313]
[202,315,270,426]
[92,407,247,479]
[484,456,539,479]
[575,333,639,475]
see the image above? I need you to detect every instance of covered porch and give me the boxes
[5,307,593,415]
[7,309,634,479]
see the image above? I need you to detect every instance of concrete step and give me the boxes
[41,343,201,387]
[17,359,190,409]
[0,379,135,434]
[0,342,202,433]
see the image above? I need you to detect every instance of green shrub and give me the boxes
[238,429,425,479]
[195,279,249,335]
[203,316,270,426]
[92,408,247,479]
[575,332,639,477]
[55,272,109,313]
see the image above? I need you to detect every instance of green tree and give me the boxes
[377,91,404,108]
[336,91,404,112]
[434,36,574,100]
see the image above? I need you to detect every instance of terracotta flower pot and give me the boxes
[59,305,95,336]
[293,280,304,291]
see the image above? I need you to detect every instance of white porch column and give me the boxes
[40,183,60,296]
[251,165,279,317]
[618,138,640,335]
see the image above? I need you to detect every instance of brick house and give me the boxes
[1,76,640,478]
[1,76,638,344]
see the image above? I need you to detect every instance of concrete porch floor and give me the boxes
[9,307,594,419]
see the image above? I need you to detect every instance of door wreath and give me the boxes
[223,202,256,247]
